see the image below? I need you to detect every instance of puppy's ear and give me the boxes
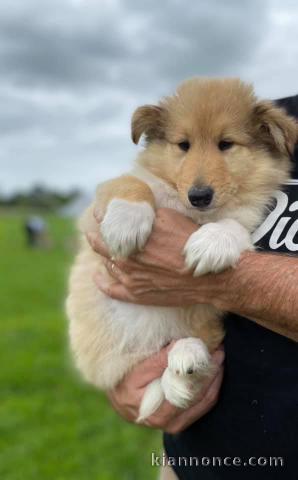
[253,101,298,156]
[131,105,166,144]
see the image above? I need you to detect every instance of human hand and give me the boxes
[107,344,225,434]
[87,208,223,307]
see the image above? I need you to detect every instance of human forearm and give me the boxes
[88,208,298,342]
[212,251,298,342]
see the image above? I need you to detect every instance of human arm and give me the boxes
[88,208,298,342]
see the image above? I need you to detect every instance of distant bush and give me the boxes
[0,185,81,211]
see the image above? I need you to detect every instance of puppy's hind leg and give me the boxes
[137,378,165,423]
[137,338,212,422]
[161,338,212,408]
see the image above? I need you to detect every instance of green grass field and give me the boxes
[0,214,160,480]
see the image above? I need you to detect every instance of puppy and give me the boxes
[66,78,297,421]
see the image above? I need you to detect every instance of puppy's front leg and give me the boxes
[97,175,155,258]
[184,219,253,276]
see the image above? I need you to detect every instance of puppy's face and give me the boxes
[132,78,297,214]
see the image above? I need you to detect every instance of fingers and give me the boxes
[94,272,189,306]
[142,400,181,429]
[106,343,175,423]
[107,344,225,433]
[210,346,225,369]
[106,389,137,422]
[129,342,175,387]
[86,232,110,258]
[87,232,146,273]
[101,258,125,281]
[143,346,225,431]
[94,273,134,302]
[142,365,224,432]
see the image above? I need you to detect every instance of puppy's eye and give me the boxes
[178,141,190,152]
[218,140,234,151]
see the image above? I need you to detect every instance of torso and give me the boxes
[164,95,298,480]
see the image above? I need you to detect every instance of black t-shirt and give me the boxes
[164,95,298,480]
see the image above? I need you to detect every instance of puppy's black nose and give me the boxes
[188,186,214,208]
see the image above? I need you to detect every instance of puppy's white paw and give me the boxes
[100,199,155,258]
[184,219,253,276]
[161,338,212,408]
[161,367,195,409]
[168,338,211,377]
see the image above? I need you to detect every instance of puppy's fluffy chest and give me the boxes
[101,296,198,355]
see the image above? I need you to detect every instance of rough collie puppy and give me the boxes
[66,78,297,421]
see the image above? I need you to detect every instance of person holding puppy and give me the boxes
[88,94,298,480]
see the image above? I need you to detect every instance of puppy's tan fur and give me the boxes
[134,79,295,218]
[67,78,297,420]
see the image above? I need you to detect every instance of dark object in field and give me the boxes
[24,216,47,248]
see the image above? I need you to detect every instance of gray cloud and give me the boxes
[0,0,298,194]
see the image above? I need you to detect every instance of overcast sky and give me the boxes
[1,0,298,195]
